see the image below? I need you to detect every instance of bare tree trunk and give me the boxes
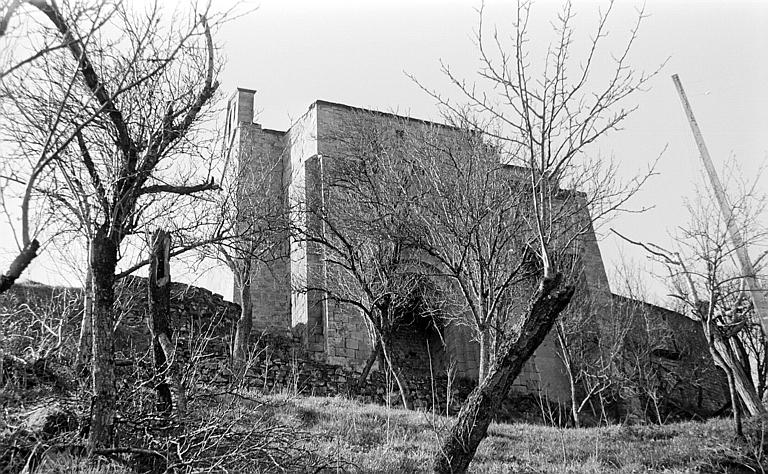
[149,230,174,414]
[354,340,381,392]
[712,337,765,416]
[157,333,186,419]
[651,395,663,425]
[724,365,743,438]
[88,229,117,450]
[233,276,253,377]
[433,275,574,474]
[380,335,411,410]
[76,265,93,371]
[598,392,609,425]
[566,361,580,428]
[729,336,767,403]
[555,323,580,428]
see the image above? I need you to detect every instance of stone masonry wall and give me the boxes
[233,94,723,417]
[229,89,291,335]
[324,300,372,368]
[12,275,723,424]
[196,332,477,416]
[285,103,318,344]
[113,276,556,421]
[113,276,240,358]
[310,101,577,398]
[112,277,471,414]
[240,126,291,335]
[193,329,554,423]
[390,324,434,376]
[610,295,728,417]
[303,156,327,356]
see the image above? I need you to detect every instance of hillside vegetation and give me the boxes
[1,282,766,473]
[9,392,764,473]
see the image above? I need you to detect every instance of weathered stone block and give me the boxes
[345,338,359,350]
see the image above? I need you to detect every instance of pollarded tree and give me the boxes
[410,1,661,471]
[0,0,227,449]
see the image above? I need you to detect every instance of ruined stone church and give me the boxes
[226,88,723,411]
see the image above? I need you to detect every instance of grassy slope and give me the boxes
[20,391,767,473]
[267,394,766,473]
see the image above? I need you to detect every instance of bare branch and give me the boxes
[27,0,134,155]
[0,239,40,293]
[139,178,219,196]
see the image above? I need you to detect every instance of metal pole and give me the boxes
[672,74,768,334]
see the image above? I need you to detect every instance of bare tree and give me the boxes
[408,1,661,471]
[554,285,612,427]
[617,169,768,436]
[0,1,117,294]
[295,111,436,408]
[554,260,688,427]
[0,0,227,449]
[196,120,287,376]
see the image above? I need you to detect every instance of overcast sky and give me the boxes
[5,0,768,305]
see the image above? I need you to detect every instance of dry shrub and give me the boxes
[0,284,81,366]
